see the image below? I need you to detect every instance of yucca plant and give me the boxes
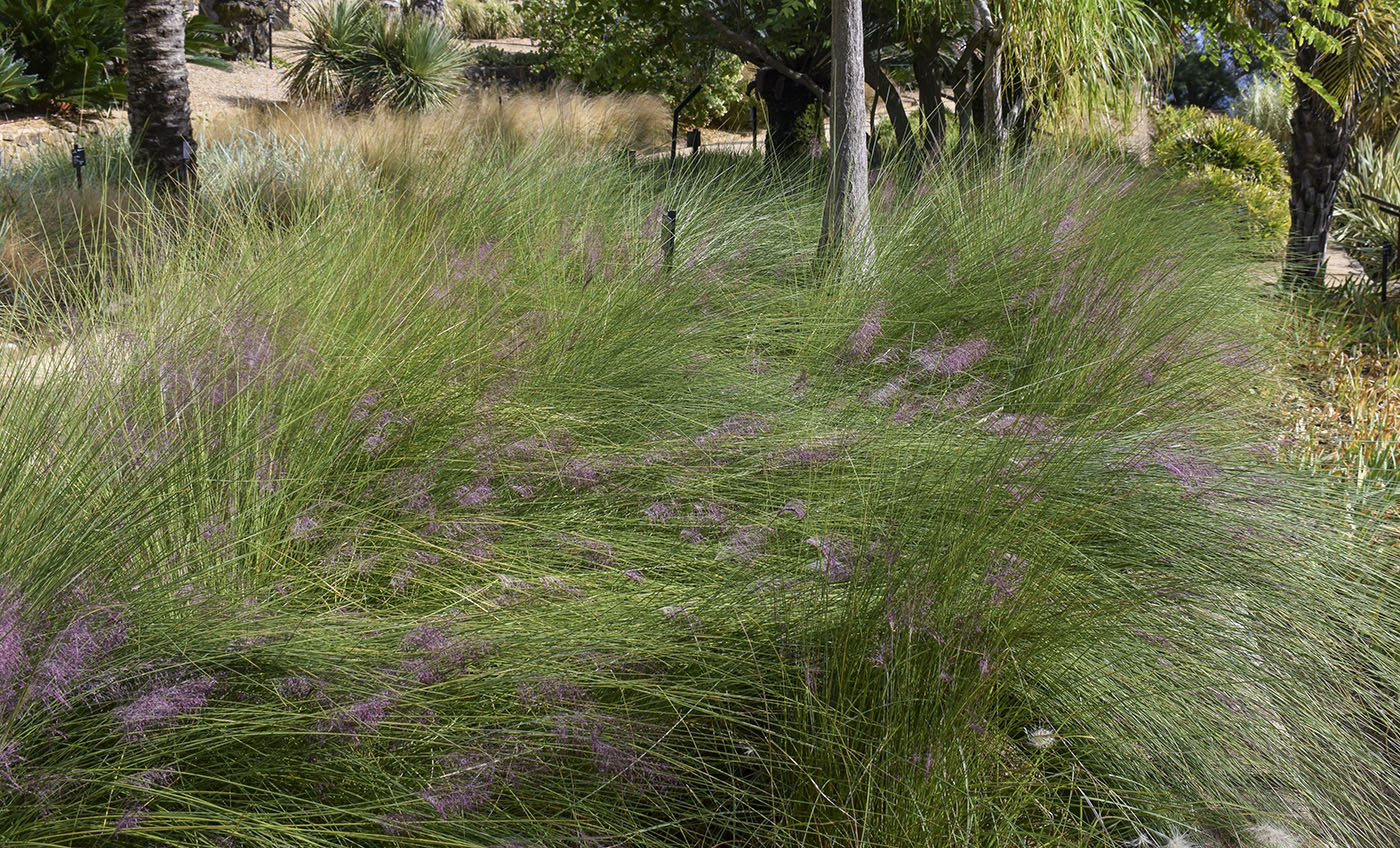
[286,0,465,112]
[1230,73,1293,149]
[1335,133,1400,276]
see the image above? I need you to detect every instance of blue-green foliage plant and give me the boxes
[2,113,1400,848]
[286,0,467,112]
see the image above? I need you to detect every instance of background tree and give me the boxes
[1282,0,1400,285]
[199,0,272,60]
[822,0,873,274]
[126,0,197,183]
[408,0,444,20]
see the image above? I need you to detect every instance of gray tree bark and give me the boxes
[910,32,947,158]
[821,0,874,276]
[970,0,1004,146]
[126,0,196,184]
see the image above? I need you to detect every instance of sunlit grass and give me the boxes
[1,103,1399,848]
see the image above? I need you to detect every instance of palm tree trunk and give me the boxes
[408,0,443,20]
[126,0,196,184]
[199,0,272,60]
[1284,43,1358,287]
[821,0,874,276]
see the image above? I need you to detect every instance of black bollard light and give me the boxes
[71,143,85,189]
[685,128,701,153]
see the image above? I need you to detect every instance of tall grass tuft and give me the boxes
[2,107,1400,848]
[448,0,524,39]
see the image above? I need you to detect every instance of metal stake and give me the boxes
[750,105,758,152]
[662,210,677,272]
[268,14,275,69]
[1383,243,1393,304]
[70,143,85,189]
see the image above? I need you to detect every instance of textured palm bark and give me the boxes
[199,0,272,60]
[820,0,874,276]
[126,0,197,184]
[1285,43,1358,288]
[408,0,444,19]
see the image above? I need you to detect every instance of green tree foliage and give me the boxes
[521,0,747,127]
[1166,49,1242,108]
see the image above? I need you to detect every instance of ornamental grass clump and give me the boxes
[1,110,1399,847]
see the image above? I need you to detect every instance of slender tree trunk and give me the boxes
[910,33,946,159]
[821,0,874,276]
[970,0,1004,146]
[126,0,196,184]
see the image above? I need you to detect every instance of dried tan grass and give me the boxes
[203,86,669,159]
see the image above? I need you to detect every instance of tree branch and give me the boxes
[697,7,829,107]
[865,57,911,150]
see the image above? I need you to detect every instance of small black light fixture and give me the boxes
[750,105,758,152]
[70,143,86,189]
[685,128,701,153]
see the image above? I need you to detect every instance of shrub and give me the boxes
[1230,73,1292,149]
[286,0,466,112]
[0,0,126,107]
[522,0,747,127]
[1153,106,1289,243]
[0,46,37,104]
[447,0,523,39]
[1165,48,1241,109]
[1335,134,1400,275]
